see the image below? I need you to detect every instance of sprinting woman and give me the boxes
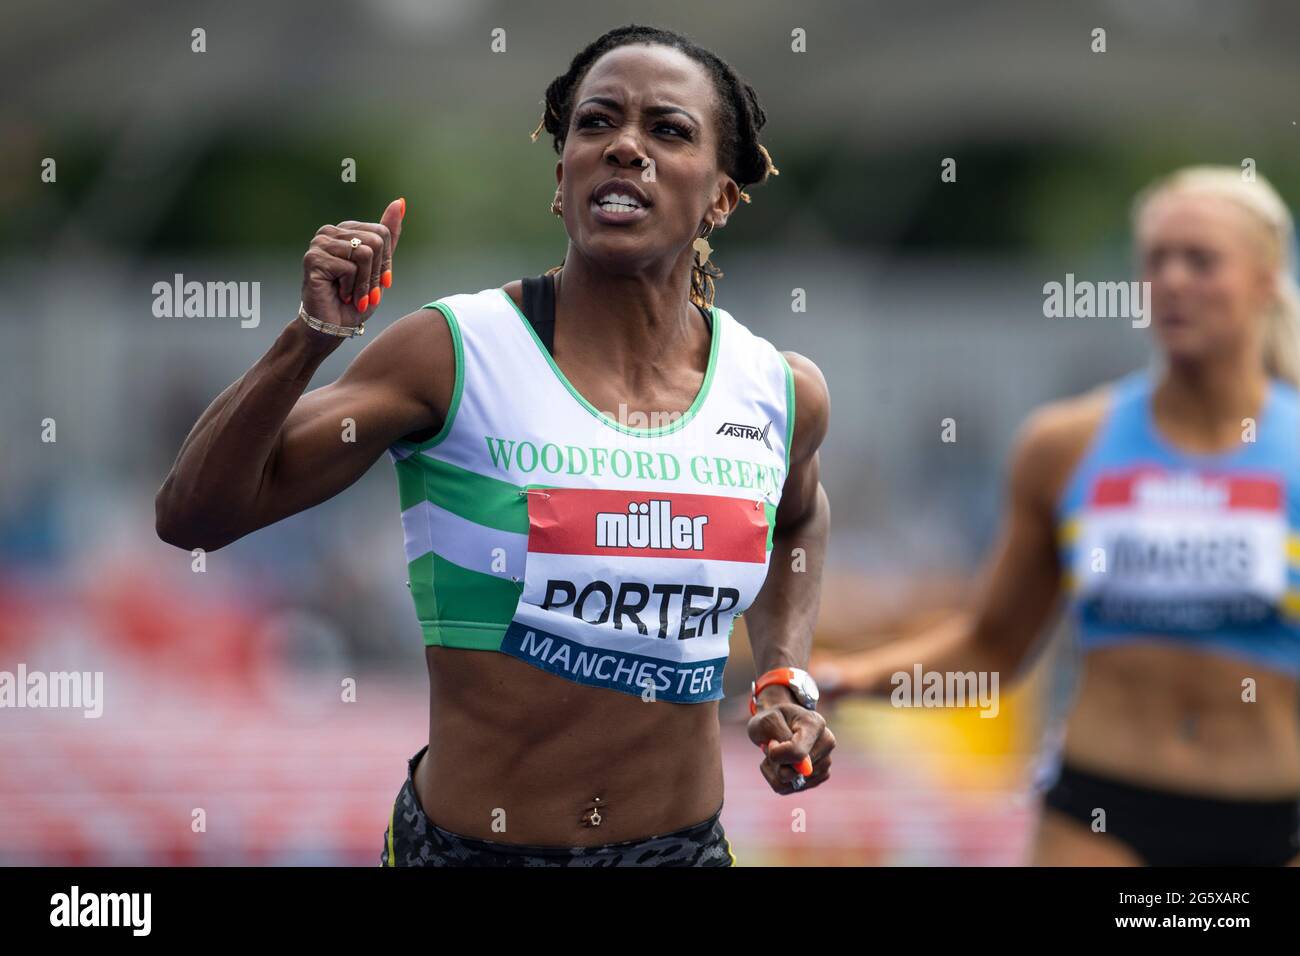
[156,24,834,867]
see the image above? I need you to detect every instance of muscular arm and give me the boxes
[818,396,1104,696]
[154,307,453,551]
[744,351,832,704]
[741,351,837,793]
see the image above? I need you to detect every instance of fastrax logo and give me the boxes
[717,420,772,449]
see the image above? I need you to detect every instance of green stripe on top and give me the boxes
[393,454,529,535]
[764,500,777,552]
[408,550,521,649]
[391,301,465,452]
[779,350,796,476]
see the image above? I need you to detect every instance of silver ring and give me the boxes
[348,236,362,260]
[792,774,807,791]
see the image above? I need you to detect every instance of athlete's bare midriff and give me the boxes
[1062,642,1300,798]
[414,646,725,845]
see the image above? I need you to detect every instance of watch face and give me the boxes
[790,669,820,709]
[754,670,820,710]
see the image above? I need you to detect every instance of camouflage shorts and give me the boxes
[381,746,735,867]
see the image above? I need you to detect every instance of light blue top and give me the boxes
[1056,369,1300,676]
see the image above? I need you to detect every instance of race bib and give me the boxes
[501,486,771,702]
[1073,468,1287,631]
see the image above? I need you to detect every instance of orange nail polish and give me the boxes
[342,293,351,305]
[372,287,382,306]
[357,293,369,313]
[382,270,392,289]
[796,756,813,775]
[399,197,406,217]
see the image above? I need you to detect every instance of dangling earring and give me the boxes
[693,219,715,263]
[545,194,565,276]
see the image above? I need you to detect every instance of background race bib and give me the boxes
[1073,469,1287,631]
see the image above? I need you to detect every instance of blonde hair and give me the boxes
[1131,165,1300,385]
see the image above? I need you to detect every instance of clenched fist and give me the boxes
[301,197,406,332]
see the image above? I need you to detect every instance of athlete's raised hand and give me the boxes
[301,197,406,333]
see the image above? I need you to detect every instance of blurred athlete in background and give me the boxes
[815,166,1300,866]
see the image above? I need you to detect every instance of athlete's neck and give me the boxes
[1153,351,1271,447]
[550,250,708,383]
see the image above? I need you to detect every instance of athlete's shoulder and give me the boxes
[781,350,830,465]
[376,284,510,373]
[421,282,516,317]
[1268,375,1300,412]
[1017,382,1112,455]
[1010,378,1122,506]
[499,278,525,312]
[713,306,801,370]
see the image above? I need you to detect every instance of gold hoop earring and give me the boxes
[551,195,563,216]
[698,220,715,239]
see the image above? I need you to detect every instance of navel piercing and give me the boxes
[581,796,605,827]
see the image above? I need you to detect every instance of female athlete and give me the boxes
[814,166,1300,866]
[156,24,834,867]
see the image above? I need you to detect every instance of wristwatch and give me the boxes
[749,666,820,715]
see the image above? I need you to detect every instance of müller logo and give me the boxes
[596,500,709,551]
[1134,473,1229,509]
[717,420,773,449]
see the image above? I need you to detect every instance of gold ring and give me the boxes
[348,236,362,260]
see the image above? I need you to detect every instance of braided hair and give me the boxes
[529,24,778,311]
